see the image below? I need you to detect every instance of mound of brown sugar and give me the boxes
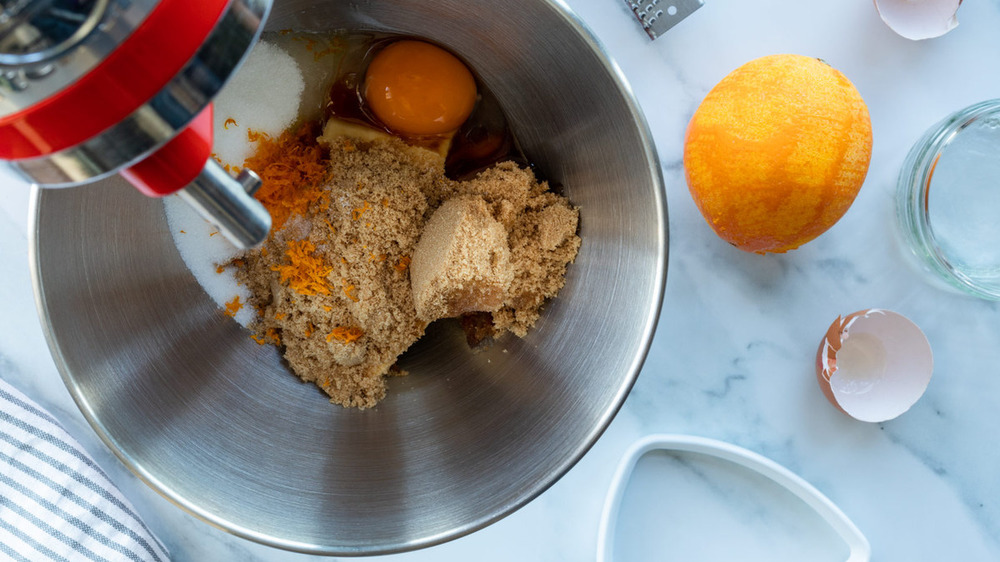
[410,196,512,322]
[237,125,580,408]
[460,164,581,337]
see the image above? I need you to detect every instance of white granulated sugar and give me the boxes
[163,195,255,327]
[164,39,306,327]
[212,40,304,168]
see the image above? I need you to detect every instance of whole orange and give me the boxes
[683,54,873,254]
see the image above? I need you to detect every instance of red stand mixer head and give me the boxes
[0,0,273,248]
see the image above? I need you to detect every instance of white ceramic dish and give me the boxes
[597,434,871,562]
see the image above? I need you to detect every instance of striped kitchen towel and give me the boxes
[0,377,169,562]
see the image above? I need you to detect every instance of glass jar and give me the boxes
[896,99,1000,300]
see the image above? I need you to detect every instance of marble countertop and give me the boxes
[3,0,1000,559]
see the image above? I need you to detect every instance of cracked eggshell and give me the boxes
[875,0,961,41]
[816,309,933,423]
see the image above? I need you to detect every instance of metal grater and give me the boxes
[624,0,703,40]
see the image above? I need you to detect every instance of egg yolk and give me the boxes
[364,40,477,136]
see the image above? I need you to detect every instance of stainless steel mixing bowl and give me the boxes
[30,0,666,555]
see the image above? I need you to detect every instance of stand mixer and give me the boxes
[0,0,273,248]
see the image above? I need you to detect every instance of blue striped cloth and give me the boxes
[0,378,169,562]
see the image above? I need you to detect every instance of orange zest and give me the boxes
[271,240,332,295]
[342,284,359,302]
[251,326,281,346]
[245,123,330,232]
[293,35,318,51]
[394,256,411,272]
[266,327,281,346]
[223,296,243,317]
[352,201,370,221]
[326,326,363,344]
[312,44,338,61]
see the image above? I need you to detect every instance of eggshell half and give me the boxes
[816,309,933,423]
[874,0,961,41]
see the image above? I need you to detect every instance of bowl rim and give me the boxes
[28,0,669,555]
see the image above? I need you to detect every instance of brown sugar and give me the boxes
[410,196,512,322]
[237,125,580,408]
[434,162,582,337]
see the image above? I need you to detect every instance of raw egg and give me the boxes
[364,40,477,136]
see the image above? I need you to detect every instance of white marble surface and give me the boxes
[3,0,1000,559]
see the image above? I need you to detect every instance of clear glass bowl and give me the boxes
[897,99,1000,300]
